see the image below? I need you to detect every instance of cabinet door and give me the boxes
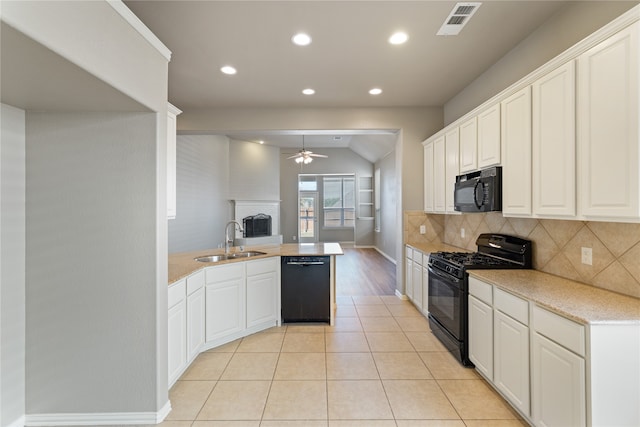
[405,257,414,300]
[246,270,278,328]
[433,136,446,212]
[459,117,478,173]
[205,277,245,342]
[533,61,576,217]
[468,295,493,379]
[411,259,423,311]
[187,287,205,362]
[424,142,435,212]
[421,265,429,315]
[168,299,187,386]
[494,310,530,417]
[501,87,532,216]
[478,104,501,168]
[532,333,586,427]
[445,128,460,212]
[578,22,639,219]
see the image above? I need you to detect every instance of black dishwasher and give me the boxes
[281,256,330,323]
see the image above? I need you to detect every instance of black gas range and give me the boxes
[427,233,532,366]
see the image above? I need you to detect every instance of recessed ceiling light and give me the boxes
[369,88,383,95]
[388,32,409,45]
[292,33,312,46]
[220,65,237,75]
[257,140,264,144]
[302,88,315,95]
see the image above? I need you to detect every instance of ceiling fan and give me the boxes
[286,135,328,164]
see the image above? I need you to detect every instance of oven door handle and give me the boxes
[428,265,462,285]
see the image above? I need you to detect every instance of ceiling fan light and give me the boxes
[303,156,313,164]
[295,156,304,164]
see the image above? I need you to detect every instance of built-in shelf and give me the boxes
[358,176,374,219]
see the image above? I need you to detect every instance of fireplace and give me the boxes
[243,213,272,238]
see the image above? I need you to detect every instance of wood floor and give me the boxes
[335,248,396,296]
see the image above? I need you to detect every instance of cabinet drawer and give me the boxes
[533,305,585,357]
[469,277,492,305]
[186,270,205,295]
[406,246,413,259]
[205,263,244,284]
[494,288,529,325]
[246,256,279,276]
[412,249,423,265]
[168,279,186,308]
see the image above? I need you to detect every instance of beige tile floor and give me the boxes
[162,296,527,427]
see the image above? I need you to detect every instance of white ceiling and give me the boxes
[123,1,572,161]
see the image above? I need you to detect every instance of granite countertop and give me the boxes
[469,269,640,325]
[169,243,343,285]
[406,242,467,254]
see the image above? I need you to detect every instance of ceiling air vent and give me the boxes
[437,2,482,36]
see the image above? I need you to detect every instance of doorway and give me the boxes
[299,191,318,243]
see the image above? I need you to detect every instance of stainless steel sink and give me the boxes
[229,251,266,258]
[194,251,266,262]
[194,254,230,262]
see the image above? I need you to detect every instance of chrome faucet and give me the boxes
[224,220,243,254]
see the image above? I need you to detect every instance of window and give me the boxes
[323,176,355,228]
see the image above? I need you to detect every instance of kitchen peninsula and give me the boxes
[167,243,343,387]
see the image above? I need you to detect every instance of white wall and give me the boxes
[25,112,159,414]
[229,139,280,201]
[1,103,26,427]
[375,149,397,262]
[169,135,230,253]
[444,1,638,124]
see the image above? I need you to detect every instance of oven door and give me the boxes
[427,266,463,340]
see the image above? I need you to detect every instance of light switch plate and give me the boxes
[581,247,592,265]
[461,228,465,238]
[419,225,426,234]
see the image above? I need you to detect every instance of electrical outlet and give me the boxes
[419,225,426,234]
[293,235,297,241]
[581,247,592,265]
[461,228,465,238]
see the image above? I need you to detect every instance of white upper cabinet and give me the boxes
[167,103,182,219]
[445,128,460,213]
[577,22,639,220]
[477,104,501,168]
[423,140,435,212]
[532,61,576,218]
[433,136,446,212]
[501,87,532,216]
[459,117,478,173]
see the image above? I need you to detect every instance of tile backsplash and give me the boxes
[404,211,640,299]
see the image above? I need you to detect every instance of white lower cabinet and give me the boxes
[205,263,245,342]
[468,294,493,379]
[494,310,530,416]
[411,253,423,313]
[532,332,586,427]
[421,264,429,315]
[405,246,414,301]
[168,279,187,387]
[186,286,205,362]
[169,257,282,389]
[246,258,280,329]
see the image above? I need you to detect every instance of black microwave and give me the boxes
[454,166,502,212]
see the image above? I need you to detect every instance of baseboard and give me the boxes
[25,400,171,426]
[373,247,396,265]
[7,415,25,427]
[395,289,408,300]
